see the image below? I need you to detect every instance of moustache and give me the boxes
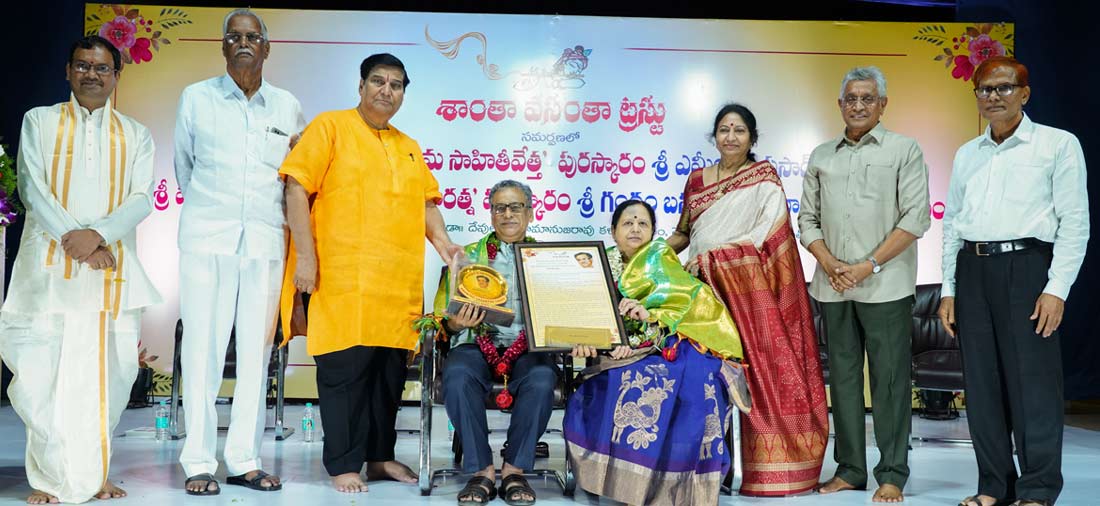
[80,79,103,86]
[235,48,254,56]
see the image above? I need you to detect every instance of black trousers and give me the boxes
[314,345,408,476]
[956,244,1063,503]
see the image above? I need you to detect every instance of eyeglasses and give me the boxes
[491,202,528,215]
[974,84,1022,99]
[224,32,265,44]
[842,95,881,108]
[71,61,115,75]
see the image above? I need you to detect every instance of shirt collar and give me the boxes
[835,122,886,151]
[980,113,1034,148]
[220,73,268,104]
[69,93,111,123]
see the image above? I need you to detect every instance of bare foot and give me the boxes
[96,481,127,500]
[960,495,998,506]
[26,490,58,504]
[241,470,281,489]
[332,472,368,493]
[365,460,418,483]
[816,476,860,494]
[873,483,904,503]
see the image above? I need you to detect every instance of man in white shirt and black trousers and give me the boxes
[939,56,1089,506]
[174,8,305,496]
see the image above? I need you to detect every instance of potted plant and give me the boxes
[128,347,159,409]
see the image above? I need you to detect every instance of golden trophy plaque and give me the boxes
[448,264,516,326]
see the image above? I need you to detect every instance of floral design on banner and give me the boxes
[913,23,1014,82]
[85,5,192,65]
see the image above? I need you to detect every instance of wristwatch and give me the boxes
[868,256,882,274]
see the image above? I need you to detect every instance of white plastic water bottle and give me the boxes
[447,419,454,442]
[154,400,169,441]
[302,403,315,443]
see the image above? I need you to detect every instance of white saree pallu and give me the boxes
[0,310,139,503]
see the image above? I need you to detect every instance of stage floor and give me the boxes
[0,404,1096,505]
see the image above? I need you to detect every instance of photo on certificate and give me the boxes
[513,241,628,351]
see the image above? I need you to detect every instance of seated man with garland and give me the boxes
[431,179,556,506]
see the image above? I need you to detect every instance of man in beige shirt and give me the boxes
[798,66,930,504]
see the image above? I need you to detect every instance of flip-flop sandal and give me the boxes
[226,470,282,491]
[457,475,496,506]
[500,474,536,506]
[184,473,220,496]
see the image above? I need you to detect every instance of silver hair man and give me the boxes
[839,66,888,98]
[489,180,533,206]
[222,8,268,38]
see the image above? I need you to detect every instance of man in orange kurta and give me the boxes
[279,53,462,493]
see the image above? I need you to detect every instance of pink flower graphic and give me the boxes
[951,55,975,81]
[914,23,1014,85]
[129,38,153,64]
[967,34,1005,67]
[98,16,136,50]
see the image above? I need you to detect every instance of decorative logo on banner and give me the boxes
[425,27,503,80]
[913,23,1014,82]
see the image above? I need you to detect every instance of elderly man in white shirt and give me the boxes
[0,35,162,505]
[175,8,305,496]
[939,57,1089,506]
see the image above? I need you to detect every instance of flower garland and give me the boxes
[478,233,535,408]
[475,328,528,409]
[607,246,625,281]
[484,233,535,261]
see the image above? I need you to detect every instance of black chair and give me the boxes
[417,325,576,496]
[909,284,969,440]
[807,293,829,384]
[168,319,294,440]
[809,283,968,442]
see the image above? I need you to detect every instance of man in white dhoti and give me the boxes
[0,35,161,504]
[174,8,304,495]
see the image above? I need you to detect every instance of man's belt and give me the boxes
[962,238,1048,257]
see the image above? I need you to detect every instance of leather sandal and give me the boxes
[184,473,220,496]
[458,475,496,505]
[500,474,536,506]
[226,470,282,491]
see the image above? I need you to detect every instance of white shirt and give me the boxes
[174,74,305,259]
[942,114,1090,300]
[3,96,162,314]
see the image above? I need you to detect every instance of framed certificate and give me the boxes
[513,241,628,351]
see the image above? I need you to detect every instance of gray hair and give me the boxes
[489,180,533,206]
[223,8,268,39]
[839,66,887,99]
